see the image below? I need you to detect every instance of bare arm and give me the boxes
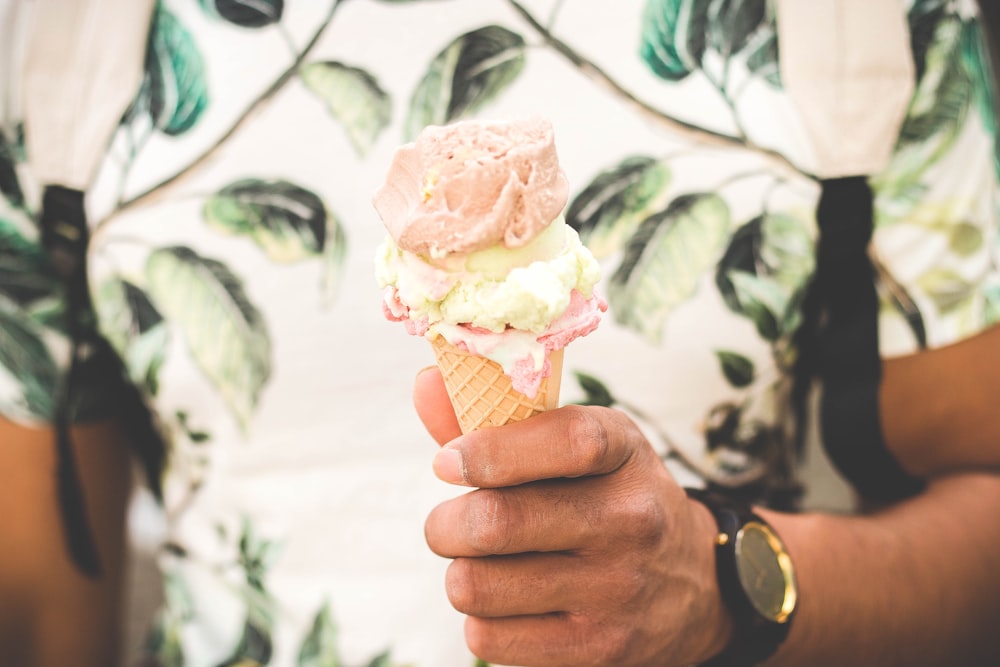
[763,471,1000,667]
[414,369,1000,667]
[881,324,1000,476]
[0,417,132,667]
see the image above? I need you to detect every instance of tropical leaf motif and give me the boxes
[216,518,282,666]
[199,0,284,28]
[706,0,765,60]
[141,4,210,136]
[907,0,950,82]
[897,16,971,147]
[300,61,392,157]
[949,220,984,257]
[641,0,778,88]
[727,271,788,341]
[742,20,780,87]
[223,620,272,666]
[716,214,813,342]
[95,278,165,346]
[916,266,973,314]
[297,601,341,667]
[204,179,330,262]
[609,193,731,342]
[640,0,705,81]
[145,246,271,428]
[716,216,762,310]
[959,18,1000,177]
[715,350,754,388]
[572,371,615,408]
[404,25,526,140]
[238,517,282,596]
[143,571,195,666]
[364,653,394,667]
[143,617,186,667]
[566,156,673,259]
[758,212,814,291]
[717,219,777,340]
[94,278,169,395]
[984,284,1000,325]
[0,306,59,418]
[0,131,23,207]
[0,218,58,306]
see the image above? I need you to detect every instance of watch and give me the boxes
[685,487,798,667]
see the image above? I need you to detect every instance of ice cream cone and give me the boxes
[430,334,563,434]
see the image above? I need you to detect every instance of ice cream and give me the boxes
[373,117,606,431]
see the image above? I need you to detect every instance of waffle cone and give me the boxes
[430,335,563,434]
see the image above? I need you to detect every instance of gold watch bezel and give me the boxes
[734,520,798,624]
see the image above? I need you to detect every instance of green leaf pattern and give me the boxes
[199,0,284,28]
[144,246,271,429]
[93,277,169,396]
[204,179,333,262]
[300,62,392,158]
[567,156,674,259]
[144,3,210,136]
[609,193,731,342]
[640,0,780,89]
[0,306,59,419]
[404,25,526,140]
[2,1,998,665]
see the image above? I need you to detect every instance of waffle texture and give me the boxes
[430,335,563,433]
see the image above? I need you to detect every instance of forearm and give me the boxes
[760,472,1000,667]
[881,324,1000,476]
[0,418,132,667]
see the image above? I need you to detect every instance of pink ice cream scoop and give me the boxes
[373,117,604,423]
[372,117,570,258]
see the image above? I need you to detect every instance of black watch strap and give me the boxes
[686,487,796,667]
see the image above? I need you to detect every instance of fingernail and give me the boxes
[417,365,437,378]
[433,446,464,485]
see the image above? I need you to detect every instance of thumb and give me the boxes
[413,366,462,445]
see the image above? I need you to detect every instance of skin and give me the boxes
[880,323,1000,477]
[0,417,131,667]
[414,323,1000,667]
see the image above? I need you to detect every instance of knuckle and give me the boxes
[596,626,633,664]
[576,617,632,666]
[466,489,515,554]
[423,507,447,556]
[445,558,481,614]
[463,616,495,660]
[562,407,612,475]
[626,491,668,545]
[602,554,644,597]
[603,484,667,548]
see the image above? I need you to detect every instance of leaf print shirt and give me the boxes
[1,0,998,665]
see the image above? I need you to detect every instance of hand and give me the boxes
[413,368,733,667]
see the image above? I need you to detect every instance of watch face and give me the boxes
[734,521,797,623]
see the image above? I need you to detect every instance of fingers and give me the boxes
[426,478,611,557]
[413,366,462,445]
[426,473,673,558]
[445,552,582,618]
[432,404,646,488]
[464,614,631,667]
[446,551,649,617]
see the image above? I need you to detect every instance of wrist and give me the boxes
[688,495,736,663]
[685,487,799,667]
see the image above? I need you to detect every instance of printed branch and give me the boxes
[94,0,343,233]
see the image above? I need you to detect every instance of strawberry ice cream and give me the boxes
[373,117,606,399]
